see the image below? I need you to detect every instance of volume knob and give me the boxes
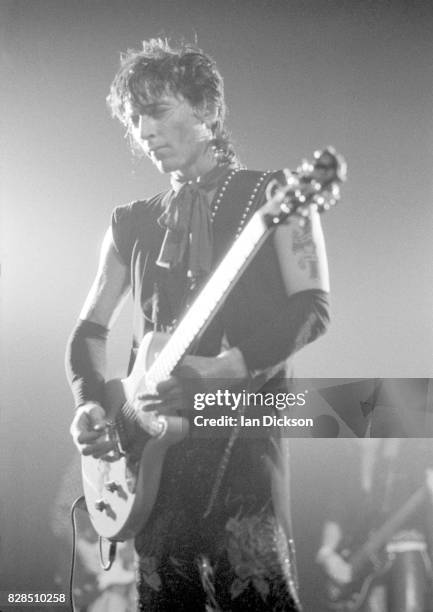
[95,499,108,512]
[105,481,121,493]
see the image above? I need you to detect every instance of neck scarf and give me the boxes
[156,163,231,279]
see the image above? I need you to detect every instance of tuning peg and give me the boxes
[324,147,348,183]
[331,184,341,198]
[300,159,313,174]
[337,161,347,183]
[294,191,306,203]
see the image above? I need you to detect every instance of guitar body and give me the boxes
[81,331,189,541]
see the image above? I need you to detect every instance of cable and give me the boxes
[69,496,117,612]
[69,495,86,612]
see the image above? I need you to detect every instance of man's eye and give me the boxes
[149,106,169,119]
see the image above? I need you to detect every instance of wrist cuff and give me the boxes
[65,319,109,409]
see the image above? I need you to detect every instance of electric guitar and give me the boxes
[82,148,347,541]
[325,485,428,611]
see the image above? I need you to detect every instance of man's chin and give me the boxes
[154,160,176,174]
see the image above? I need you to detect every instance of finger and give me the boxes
[159,389,184,405]
[156,378,181,395]
[74,414,108,435]
[138,390,183,408]
[135,393,161,407]
[157,396,188,416]
[81,439,117,457]
[174,361,201,378]
[77,430,108,444]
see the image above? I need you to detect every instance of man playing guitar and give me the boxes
[317,439,433,612]
[66,38,331,611]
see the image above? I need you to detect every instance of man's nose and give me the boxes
[138,115,157,141]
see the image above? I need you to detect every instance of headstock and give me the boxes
[263,147,347,226]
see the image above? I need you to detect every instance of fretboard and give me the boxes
[145,211,271,389]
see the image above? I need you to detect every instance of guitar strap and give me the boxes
[197,168,279,517]
[211,168,274,261]
[191,168,275,357]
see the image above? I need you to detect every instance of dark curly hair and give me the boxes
[107,38,237,164]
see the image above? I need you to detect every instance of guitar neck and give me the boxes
[349,486,426,576]
[145,211,271,387]
[142,147,346,390]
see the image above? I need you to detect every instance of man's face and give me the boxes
[126,91,210,175]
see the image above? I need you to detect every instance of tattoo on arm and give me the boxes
[292,222,319,280]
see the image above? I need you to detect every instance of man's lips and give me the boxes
[149,146,169,157]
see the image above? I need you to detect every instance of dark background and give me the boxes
[1,1,432,609]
